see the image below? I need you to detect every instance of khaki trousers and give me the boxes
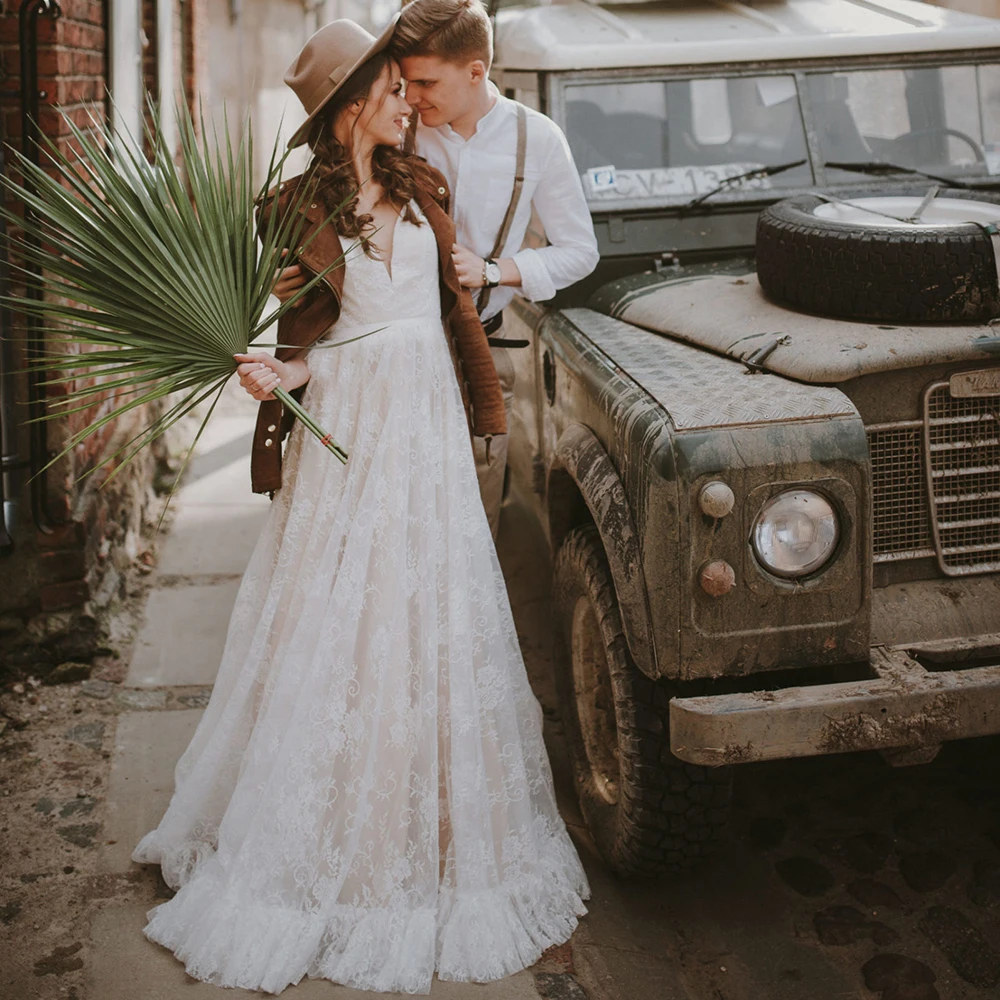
[473,343,516,540]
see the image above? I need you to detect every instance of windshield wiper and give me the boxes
[678,159,808,213]
[825,160,1000,191]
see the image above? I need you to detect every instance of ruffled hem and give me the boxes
[132,830,214,891]
[136,848,588,995]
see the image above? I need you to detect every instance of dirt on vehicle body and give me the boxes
[491,0,1000,875]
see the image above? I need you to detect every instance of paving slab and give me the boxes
[126,580,242,687]
[157,502,269,577]
[178,453,262,506]
[90,904,542,999]
[101,709,203,873]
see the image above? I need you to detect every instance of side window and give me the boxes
[509,88,540,112]
[808,65,1000,180]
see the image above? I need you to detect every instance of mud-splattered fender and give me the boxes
[549,423,656,678]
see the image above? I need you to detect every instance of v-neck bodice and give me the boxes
[335,201,441,330]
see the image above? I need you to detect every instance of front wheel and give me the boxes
[552,524,732,877]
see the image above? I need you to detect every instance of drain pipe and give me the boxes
[18,0,63,533]
[0,91,17,556]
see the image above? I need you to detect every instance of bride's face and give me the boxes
[350,61,411,149]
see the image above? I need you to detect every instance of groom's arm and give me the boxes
[506,123,599,302]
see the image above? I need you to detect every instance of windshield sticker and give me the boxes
[586,165,618,192]
[583,164,772,201]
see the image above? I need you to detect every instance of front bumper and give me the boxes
[670,644,1000,766]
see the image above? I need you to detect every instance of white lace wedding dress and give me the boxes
[131,201,590,995]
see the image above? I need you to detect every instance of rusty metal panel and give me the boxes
[670,647,1000,765]
[923,380,1000,576]
[551,423,656,677]
[562,308,854,429]
[613,275,1000,384]
[872,575,1000,647]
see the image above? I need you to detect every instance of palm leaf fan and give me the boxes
[0,99,357,499]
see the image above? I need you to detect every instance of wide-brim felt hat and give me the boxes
[284,15,400,149]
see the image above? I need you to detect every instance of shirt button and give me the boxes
[437,187,446,195]
[267,424,277,433]
[310,203,317,209]
[264,438,273,448]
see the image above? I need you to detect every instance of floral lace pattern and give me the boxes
[131,202,590,995]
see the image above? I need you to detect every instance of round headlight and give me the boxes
[753,490,839,578]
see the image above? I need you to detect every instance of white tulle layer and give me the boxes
[131,213,589,995]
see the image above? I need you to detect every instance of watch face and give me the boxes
[486,261,502,286]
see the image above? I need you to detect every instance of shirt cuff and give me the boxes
[510,249,556,303]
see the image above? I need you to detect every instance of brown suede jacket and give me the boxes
[250,159,506,495]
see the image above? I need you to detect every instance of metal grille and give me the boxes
[925,383,1000,576]
[868,423,933,562]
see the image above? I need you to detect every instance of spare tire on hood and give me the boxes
[755,187,1000,323]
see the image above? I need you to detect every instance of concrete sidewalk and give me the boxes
[91,383,572,1000]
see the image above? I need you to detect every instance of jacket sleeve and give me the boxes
[410,158,452,216]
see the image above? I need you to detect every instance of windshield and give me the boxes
[563,64,1000,208]
[807,65,1000,182]
[565,75,812,207]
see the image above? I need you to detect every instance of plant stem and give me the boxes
[273,385,348,464]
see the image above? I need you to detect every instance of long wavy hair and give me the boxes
[304,51,422,259]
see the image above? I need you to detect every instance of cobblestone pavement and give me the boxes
[1,383,998,1000]
[500,498,1000,1000]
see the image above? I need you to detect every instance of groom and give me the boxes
[390,0,598,539]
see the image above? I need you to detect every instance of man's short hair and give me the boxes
[391,0,493,68]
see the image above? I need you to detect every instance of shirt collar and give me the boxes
[439,82,509,144]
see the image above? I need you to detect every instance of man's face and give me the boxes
[398,54,483,128]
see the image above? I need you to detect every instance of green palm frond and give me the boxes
[0,99,355,495]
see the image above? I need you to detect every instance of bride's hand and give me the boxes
[450,243,486,289]
[273,250,307,306]
[234,353,291,401]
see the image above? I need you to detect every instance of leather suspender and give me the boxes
[478,103,527,319]
[403,103,529,321]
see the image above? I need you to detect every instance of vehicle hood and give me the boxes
[604,274,1000,383]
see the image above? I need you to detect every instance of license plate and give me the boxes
[950,368,1000,397]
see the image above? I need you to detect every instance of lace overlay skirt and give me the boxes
[131,314,590,994]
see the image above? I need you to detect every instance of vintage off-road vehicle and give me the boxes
[489,0,1000,875]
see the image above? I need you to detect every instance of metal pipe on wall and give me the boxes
[17,0,63,534]
[0,91,18,556]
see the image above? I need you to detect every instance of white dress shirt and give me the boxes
[415,86,599,323]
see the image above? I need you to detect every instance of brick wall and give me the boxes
[0,2,200,628]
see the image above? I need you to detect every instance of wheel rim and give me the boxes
[811,195,999,229]
[570,595,620,806]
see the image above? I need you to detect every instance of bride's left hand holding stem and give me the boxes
[233,353,311,402]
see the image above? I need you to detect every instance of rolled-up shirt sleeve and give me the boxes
[510,126,599,304]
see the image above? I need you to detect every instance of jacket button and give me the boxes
[267,424,277,433]
[437,186,446,195]
[310,202,317,209]
[264,438,273,447]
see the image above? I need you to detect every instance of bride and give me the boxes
[131,16,590,996]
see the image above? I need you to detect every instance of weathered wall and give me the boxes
[0,1,202,624]
[203,0,398,187]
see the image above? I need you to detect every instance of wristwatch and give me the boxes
[482,258,502,288]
